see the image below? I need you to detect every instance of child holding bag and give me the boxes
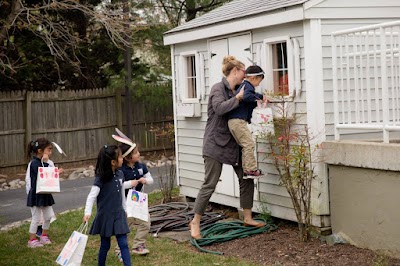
[119,142,154,255]
[26,138,59,248]
[26,146,64,238]
[83,145,137,266]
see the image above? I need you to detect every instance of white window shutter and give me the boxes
[286,38,295,97]
[292,38,301,95]
[197,52,206,100]
[177,55,186,101]
[256,44,262,66]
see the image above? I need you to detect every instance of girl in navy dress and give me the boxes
[83,145,136,266]
[26,138,57,248]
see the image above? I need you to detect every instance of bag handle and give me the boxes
[77,222,88,234]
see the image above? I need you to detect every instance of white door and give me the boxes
[208,34,258,199]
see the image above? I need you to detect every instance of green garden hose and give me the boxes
[190,219,277,255]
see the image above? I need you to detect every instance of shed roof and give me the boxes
[165,0,310,34]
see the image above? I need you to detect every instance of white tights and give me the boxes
[29,206,55,234]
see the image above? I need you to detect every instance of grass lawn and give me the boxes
[0,189,258,266]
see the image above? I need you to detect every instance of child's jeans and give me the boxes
[99,234,130,266]
[228,118,257,171]
[128,216,150,248]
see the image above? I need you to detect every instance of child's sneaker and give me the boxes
[28,239,43,248]
[243,169,264,179]
[40,235,51,245]
[132,244,150,255]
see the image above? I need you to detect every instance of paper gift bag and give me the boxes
[56,223,88,266]
[126,189,149,222]
[36,166,60,194]
[251,105,274,136]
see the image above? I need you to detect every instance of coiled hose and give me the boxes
[190,219,278,255]
[149,202,225,236]
[149,202,277,255]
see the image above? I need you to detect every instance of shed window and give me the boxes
[179,51,201,102]
[271,42,289,95]
[263,36,297,97]
[186,55,197,98]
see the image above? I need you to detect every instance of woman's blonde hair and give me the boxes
[222,56,244,76]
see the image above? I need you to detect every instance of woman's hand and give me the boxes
[83,214,90,222]
[139,177,146,184]
[235,85,245,101]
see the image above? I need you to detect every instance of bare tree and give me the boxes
[153,0,231,26]
[0,0,136,78]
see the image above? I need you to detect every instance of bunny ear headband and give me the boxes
[112,128,136,158]
[52,142,67,156]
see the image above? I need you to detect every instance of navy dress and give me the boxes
[89,170,130,238]
[27,156,55,207]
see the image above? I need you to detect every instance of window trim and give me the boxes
[179,51,201,103]
[263,36,295,100]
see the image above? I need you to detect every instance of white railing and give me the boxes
[332,21,400,143]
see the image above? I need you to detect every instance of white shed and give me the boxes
[163,0,400,230]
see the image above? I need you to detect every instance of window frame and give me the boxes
[179,51,201,103]
[263,36,295,100]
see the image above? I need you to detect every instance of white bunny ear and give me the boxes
[112,135,134,146]
[112,134,137,158]
[115,128,132,142]
[52,142,67,156]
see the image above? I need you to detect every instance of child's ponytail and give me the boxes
[26,138,52,161]
[95,145,120,183]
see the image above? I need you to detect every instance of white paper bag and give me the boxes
[251,106,274,136]
[126,189,149,222]
[56,223,88,266]
[36,166,60,194]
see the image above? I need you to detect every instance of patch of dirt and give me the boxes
[204,219,400,266]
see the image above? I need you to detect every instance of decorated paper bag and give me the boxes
[126,189,149,222]
[56,223,88,266]
[36,166,60,194]
[251,105,274,136]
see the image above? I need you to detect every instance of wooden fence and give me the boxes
[0,85,173,171]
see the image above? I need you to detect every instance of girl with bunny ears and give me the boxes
[26,138,65,248]
[112,128,154,256]
[83,145,137,266]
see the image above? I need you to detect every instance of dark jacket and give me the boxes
[228,80,263,123]
[203,77,241,166]
[120,162,148,196]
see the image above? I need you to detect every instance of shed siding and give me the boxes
[251,22,308,221]
[173,22,313,223]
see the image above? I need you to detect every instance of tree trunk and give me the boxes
[185,0,197,21]
[0,0,22,46]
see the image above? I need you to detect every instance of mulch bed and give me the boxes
[203,220,400,266]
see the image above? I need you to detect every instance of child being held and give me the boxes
[227,65,267,179]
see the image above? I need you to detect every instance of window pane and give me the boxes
[188,77,197,98]
[273,70,289,95]
[186,55,197,98]
[271,42,288,95]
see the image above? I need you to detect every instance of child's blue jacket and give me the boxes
[227,80,263,123]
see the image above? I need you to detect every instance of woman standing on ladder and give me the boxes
[189,56,265,239]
